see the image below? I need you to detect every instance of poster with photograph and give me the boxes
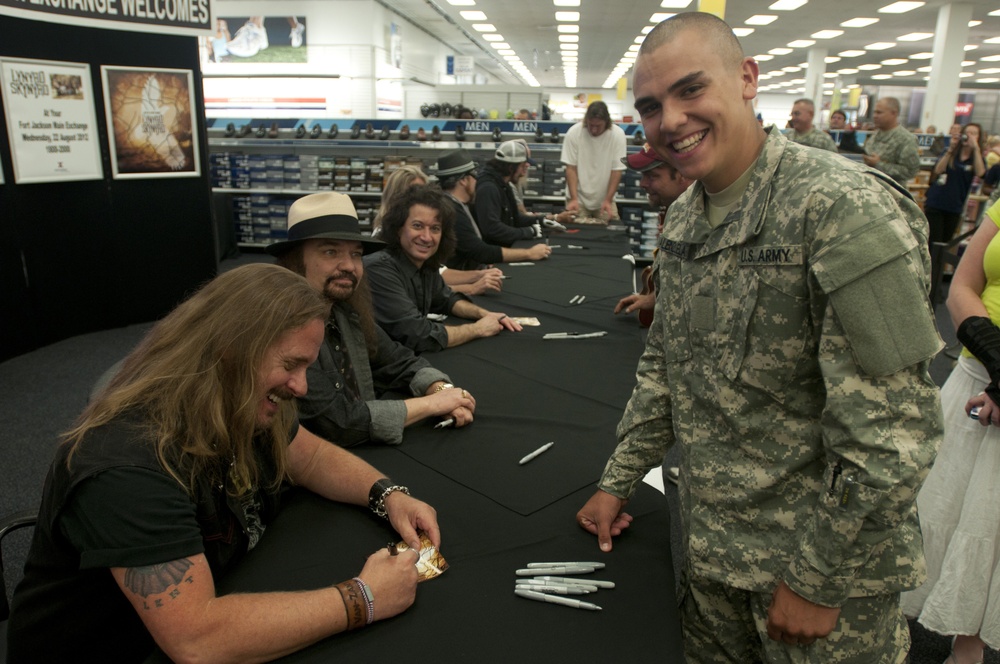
[101,66,200,179]
[201,16,307,64]
[0,56,103,184]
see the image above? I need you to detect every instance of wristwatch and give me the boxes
[368,478,410,518]
[433,382,455,393]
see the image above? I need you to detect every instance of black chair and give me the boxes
[0,509,37,661]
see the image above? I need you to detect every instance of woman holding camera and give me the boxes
[924,122,986,246]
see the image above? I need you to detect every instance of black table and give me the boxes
[155,226,683,662]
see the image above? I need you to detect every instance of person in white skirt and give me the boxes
[901,197,1000,664]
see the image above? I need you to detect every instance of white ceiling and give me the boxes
[376,0,1000,91]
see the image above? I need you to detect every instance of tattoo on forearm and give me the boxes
[124,559,194,606]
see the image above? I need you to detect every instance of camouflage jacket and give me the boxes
[789,127,838,153]
[599,129,943,607]
[865,125,921,184]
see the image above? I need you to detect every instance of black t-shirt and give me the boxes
[6,414,293,663]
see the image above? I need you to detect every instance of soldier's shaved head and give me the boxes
[640,12,745,70]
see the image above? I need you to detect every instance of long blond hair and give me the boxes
[64,264,329,498]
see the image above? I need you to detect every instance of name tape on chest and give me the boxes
[738,246,802,266]
[658,237,693,259]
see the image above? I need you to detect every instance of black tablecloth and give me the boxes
[149,226,683,662]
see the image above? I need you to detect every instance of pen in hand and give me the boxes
[434,418,455,429]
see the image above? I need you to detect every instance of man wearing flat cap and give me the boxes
[474,140,547,247]
[437,148,552,270]
[270,192,476,446]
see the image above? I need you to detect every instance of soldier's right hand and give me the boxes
[576,490,633,552]
[527,243,552,260]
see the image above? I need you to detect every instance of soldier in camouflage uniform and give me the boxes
[788,99,838,153]
[576,13,944,664]
[862,97,921,185]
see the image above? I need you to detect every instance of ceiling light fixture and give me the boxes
[746,15,778,25]
[557,24,580,33]
[841,17,879,27]
[733,28,754,37]
[769,0,808,10]
[865,42,896,50]
[878,1,924,13]
[812,30,843,39]
[459,10,486,20]
[898,32,933,41]
[555,11,580,21]
[471,23,495,32]
[650,13,675,22]
[788,40,815,48]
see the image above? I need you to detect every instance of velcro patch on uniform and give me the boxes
[659,237,692,259]
[738,246,802,266]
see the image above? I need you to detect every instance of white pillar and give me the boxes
[922,3,973,132]
[804,47,828,115]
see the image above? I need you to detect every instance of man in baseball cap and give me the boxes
[474,140,548,247]
[270,192,476,447]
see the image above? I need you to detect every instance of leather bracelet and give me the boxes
[372,484,410,519]
[335,579,368,630]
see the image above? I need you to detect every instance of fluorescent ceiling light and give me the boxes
[959,72,974,77]
[660,0,692,6]
[559,35,579,42]
[839,50,866,57]
[472,23,495,31]
[746,14,777,25]
[980,68,1000,74]
[823,82,834,87]
[962,60,975,66]
[841,17,878,27]
[979,78,1000,83]
[628,44,641,52]
[878,2,924,13]
[838,68,859,74]
[916,66,931,72]
[555,11,580,21]
[733,28,754,37]
[769,47,793,55]
[482,34,504,41]
[965,45,978,51]
[983,55,1000,62]
[969,20,982,27]
[650,13,675,22]
[445,0,475,5]
[788,40,815,48]
[990,9,1000,16]
[553,0,581,5]
[503,55,519,61]
[825,56,841,63]
[769,0,807,9]
[459,10,486,20]
[881,58,907,65]
[782,66,802,72]
[497,49,515,55]
[755,54,774,61]
[986,37,1000,45]
[557,24,579,33]
[823,72,839,78]
[872,74,892,79]
[893,70,916,76]
[865,42,895,50]
[561,43,579,50]
[490,42,510,49]
[812,30,843,39]
[634,35,646,43]
[642,25,656,34]
[898,32,933,41]
[909,52,933,59]
[857,63,882,70]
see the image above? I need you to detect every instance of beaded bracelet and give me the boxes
[353,577,375,625]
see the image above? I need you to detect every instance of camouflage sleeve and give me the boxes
[786,187,943,606]
[784,301,941,606]
[598,273,675,499]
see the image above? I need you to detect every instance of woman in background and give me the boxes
[924,122,986,247]
[901,197,1000,664]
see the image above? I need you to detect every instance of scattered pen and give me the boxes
[434,418,455,429]
[527,562,606,569]
[577,295,586,304]
[569,295,580,304]
[567,244,589,250]
[543,331,607,340]
[515,588,602,611]
[534,576,615,589]
[500,275,512,279]
[518,441,554,465]
[515,582,594,595]
[509,262,535,266]
[515,566,594,576]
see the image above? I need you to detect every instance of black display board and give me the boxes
[0,14,216,362]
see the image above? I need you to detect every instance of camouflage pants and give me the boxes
[680,576,910,664]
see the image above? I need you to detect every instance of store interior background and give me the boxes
[2,0,1000,364]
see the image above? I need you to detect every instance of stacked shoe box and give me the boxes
[622,170,644,202]
[211,152,251,189]
[251,194,271,243]
[354,198,375,230]
[265,155,285,189]
[639,209,660,257]
[349,158,367,193]
[249,155,268,189]
[334,157,352,192]
[269,199,289,242]
[233,195,255,244]
[318,157,335,190]
[522,158,542,197]
[618,205,645,255]
[540,158,567,199]
[366,157,384,193]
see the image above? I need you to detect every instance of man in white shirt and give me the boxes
[561,101,627,221]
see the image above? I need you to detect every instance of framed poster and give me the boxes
[0,56,103,184]
[101,66,200,179]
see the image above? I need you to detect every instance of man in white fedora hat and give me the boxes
[270,192,476,446]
